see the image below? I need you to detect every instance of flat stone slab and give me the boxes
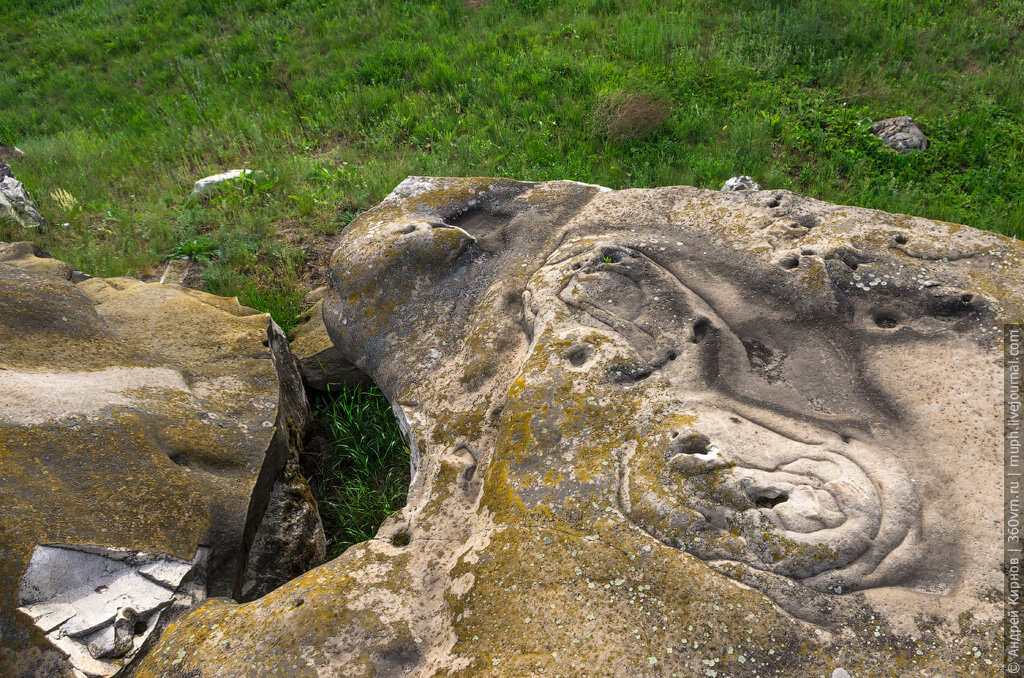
[138,177,1022,677]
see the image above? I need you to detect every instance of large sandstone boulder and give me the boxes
[0,255,324,677]
[139,177,1021,677]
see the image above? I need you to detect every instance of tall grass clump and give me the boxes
[592,91,674,140]
[312,384,411,558]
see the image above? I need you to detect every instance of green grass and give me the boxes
[1,0,1021,304]
[2,0,1022,554]
[311,384,411,558]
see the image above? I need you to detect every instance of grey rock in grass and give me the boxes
[721,175,762,191]
[138,176,1019,677]
[0,161,11,179]
[869,116,929,153]
[832,669,853,678]
[0,175,46,230]
[191,169,251,200]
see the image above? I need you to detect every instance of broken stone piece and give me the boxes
[720,175,762,191]
[17,544,206,675]
[0,175,46,230]
[191,169,251,200]
[157,257,192,285]
[869,115,929,152]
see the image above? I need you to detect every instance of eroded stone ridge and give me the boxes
[138,178,1020,677]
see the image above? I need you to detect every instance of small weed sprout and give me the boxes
[602,255,613,263]
[171,235,220,261]
[592,91,674,140]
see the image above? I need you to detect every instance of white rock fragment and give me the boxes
[191,169,251,200]
[720,176,762,192]
[17,544,207,678]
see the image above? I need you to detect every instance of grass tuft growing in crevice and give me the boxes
[306,384,411,559]
[238,283,305,333]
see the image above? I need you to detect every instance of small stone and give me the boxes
[191,169,252,200]
[720,176,762,191]
[0,175,46,230]
[869,116,929,153]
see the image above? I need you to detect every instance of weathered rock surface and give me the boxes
[0,175,46,231]
[156,257,192,285]
[191,169,251,200]
[0,143,27,162]
[869,116,929,153]
[0,257,324,676]
[721,175,762,191]
[139,177,1020,677]
[289,299,374,391]
[0,241,73,280]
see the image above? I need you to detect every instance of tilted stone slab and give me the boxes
[289,298,374,391]
[0,242,72,280]
[138,177,1022,677]
[0,264,322,677]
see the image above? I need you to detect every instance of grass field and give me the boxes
[3,0,1022,553]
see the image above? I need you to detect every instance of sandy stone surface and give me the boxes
[0,252,321,677]
[138,177,1020,676]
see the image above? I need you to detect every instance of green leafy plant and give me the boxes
[311,384,411,558]
[170,234,220,260]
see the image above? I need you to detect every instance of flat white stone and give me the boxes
[17,544,203,678]
[191,169,250,199]
[138,560,193,588]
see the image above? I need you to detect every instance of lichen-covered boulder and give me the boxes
[138,177,1021,677]
[0,262,323,677]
